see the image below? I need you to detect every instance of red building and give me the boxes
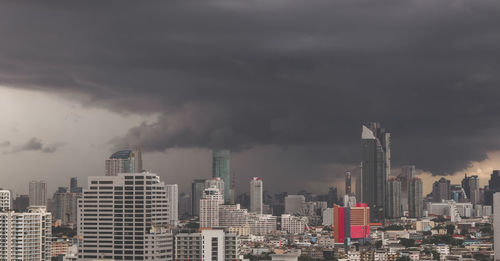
[333,203,370,243]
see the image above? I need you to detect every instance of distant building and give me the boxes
[281,214,308,235]
[361,123,390,222]
[408,178,423,218]
[212,149,231,203]
[399,165,415,212]
[105,147,142,176]
[205,177,225,197]
[485,170,500,205]
[285,195,306,215]
[166,184,179,225]
[70,177,82,193]
[52,187,79,227]
[178,192,192,217]
[0,190,11,210]
[0,206,52,261]
[191,179,206,216]
[386,178,401,218]
[250,177,263,214]
[29,180,47,207]
[175,229,239,261]
[13,194,29,212]
[199,186,224,228]
[432,178,450,202]
[462,174,480,205]
[322,208,334,226]
[327,187,338,208]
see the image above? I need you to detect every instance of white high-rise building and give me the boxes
[29,180,47,206]
[78,172,173,260]
[166,184,179,225]
[250,177,263,214]
[200,186,224,228]
[0,206,52,261]
[494,192,500,260]
[285,195,306,214]
[205,177,225,197]
[0,190,11,210]
[175,229,239,261]
[281,214,308,235]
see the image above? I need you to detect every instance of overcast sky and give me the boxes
[1,0,500,196]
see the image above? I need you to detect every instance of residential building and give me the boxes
[250,177,263,214]
[432,178,450,202]
[408,178,423,218]
[386,177,401,218]
[192,179,206,216]
[0,190,11,210]
[281,214,308,234]
[166,184,179,225]
[29,180,47,206]
[200,186,224,228]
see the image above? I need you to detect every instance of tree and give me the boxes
[375,240,383,249]
[431,251,440,260]
[446,224,455,235]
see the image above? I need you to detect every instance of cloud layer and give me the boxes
[1,0,500,175]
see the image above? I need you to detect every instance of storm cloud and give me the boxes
[10,138,63,154]
[1,0,500,176]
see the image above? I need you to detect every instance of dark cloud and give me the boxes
[11,138,63,154]
[1,0,500,176]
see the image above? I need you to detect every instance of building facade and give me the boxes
[200,187,224,228]
[175,229,239,261]
[386,178,401,218]
[212,149,231,203]
[250,177,263,214]
[408,177,423,218]
[29,180,47,207]
[0,190,11,210]
[166,184,179,225]
[192,179,206,217]
[105,147,143,176]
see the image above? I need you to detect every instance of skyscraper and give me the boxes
[432,178,450,202]
[212,149,231,203]
[166,184,179,225]
[52,187,79,227]
[462,174,480,205]
[399,165,415,212]
[78,172,172,260]
[105,147,143,176]
[200,187,224,228]
[191,179,206,217]
[250,177,263,214]
[205,177,225,198]
[29,180,47,207]
[361,123,390,222]
[345,171,352,195]
[327,187,339,208]
[386,178,401,218]
[408,178,423,218]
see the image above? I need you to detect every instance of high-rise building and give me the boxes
[0,190,11,210]
[179,192,192,217]
[345,171,352,195]
[386,178,401,219]
[494,192,500,260]
[205,177,225,197]
[409,178,423,218]
[175,229,239,261]
[432,178,451,202]
[191,179,206,217]
[199,186,224,228]
[327,187,338,208]
[334,203,370,244]
[450,184,467,203]
[12,195,29,212]
[78,172,172,260]
[462,174,480,205]
[52,187,79,227]
[212,149,231,203]
[399,165,415,212]
[280,214,308,235]
[105,147,143,176]
[70,177,82,193]
[284,195,306,215]
[29,180,47,207]
[250,177,263,214]
[361,123,390,222]
[166,184,179,225]
[0,206,52,261]
[485,170,500,206]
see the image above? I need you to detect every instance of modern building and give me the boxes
[52,187,79,227]
[70,177,82,193]
[250,177,263,214]
[0,206,52,261]
[408,178,423,218]
[205,177,225,197]
[281,214,308,235]
[450,184,468,203]
[485,170,500,205]
[361,123,390,222]
[29,180,47,207]
[219,204,248,229]
[105,147,143,176]
[13,194,29,211]
[386,178,401,219]
[285,195,306,215]
[166,184,179,225]
[345,171,352,195]
[0,190,11,210]
[494,192,500,260]
[399,165,415,212]
[179,192,192,217]
[175,229,239,261]
[333,203,370,244]
[462,174,480,205]
[200,186,224,228]
[247,213,277,235]
[327,187,339,208]
[212,149,231,203]
[192,179,206,216]
[77,172,172,260]
[432,178,450,202]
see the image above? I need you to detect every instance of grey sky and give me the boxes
[1,0,500,196]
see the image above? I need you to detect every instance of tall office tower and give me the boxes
[386,178,401,218]
[166,184,179,225]
[408,178,423,218]
[462,175,480,205]
[0,190,11,210]
[175,229,240,261]
[105,147,143,176]
[78,172,173,261]
[345,171,352,195]
[0,206,52,261]
[52,187,79,227]
[191,179,206,216]
[284,195,306,215]
[205,177,225,197]
[399,165,415,212]
[212,149,231,203]
[432,177,451,202]
[485,170,500,206]
[179,192,192,217]
[29,180,47,207]
[494,192,500,260]
[450,184,467,203]
[250,177,263,214]
[70,177,82,193]
[199,187,224,228]
[327,187,338,208]
[361,123,390,222]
